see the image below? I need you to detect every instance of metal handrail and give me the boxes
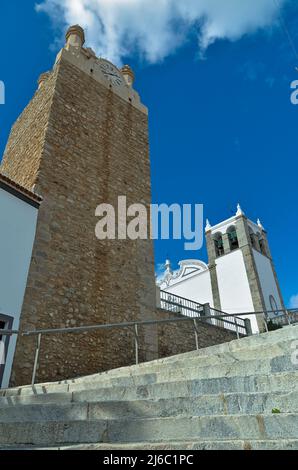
[160,291,247,334]
[0,315,239,337]
[160,290,245,321]
[0,308,296,387]
[161,300,246,333]
[160,290,205,307]
[1,308,297,338]
[214,308,298,316]
[0,312,247,386]
[1,308,296,338]
[0,330,19,336]
[161,297,245,326]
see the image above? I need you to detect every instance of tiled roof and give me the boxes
[0,172,42,205]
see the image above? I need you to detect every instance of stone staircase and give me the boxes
[0,325,297,450]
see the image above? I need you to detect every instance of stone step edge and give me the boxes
[68,355,295,386]
[72,339,296,382]
[1,371,297,402]
[2,439,298,451]
[0,390,296,410]
[1,412,297,425]
[53,438,298,450]
[4,356,297,397]
[67,351,294,384]
[1,415,297,447]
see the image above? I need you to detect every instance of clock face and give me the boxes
[100,61,123,86]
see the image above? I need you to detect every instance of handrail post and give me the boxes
[244,318,252,336]
[263,313,269,333]
[193,319,199,350]
[32,333,42,386]
[134,324,139,365]
[203,303,211,324]
[235,318,240,339]
[285,309,292,326]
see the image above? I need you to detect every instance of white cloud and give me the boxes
[36,0,288,65]
[289,294,298,308]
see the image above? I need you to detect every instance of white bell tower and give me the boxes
[205,205,285,333]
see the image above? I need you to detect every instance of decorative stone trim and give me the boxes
[121,65,135,87]
[0,172,42,208]
[65,25,85,47]
[37,72,51,89]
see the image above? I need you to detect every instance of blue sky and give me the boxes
[0,1,297,306]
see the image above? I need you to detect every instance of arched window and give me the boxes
[249,227,255,248]
[227,226,239,251]
[258,234,267,256]
[213,233,224,257]
[269,295,279,316]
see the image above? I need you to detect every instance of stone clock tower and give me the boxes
[0,25,157,386]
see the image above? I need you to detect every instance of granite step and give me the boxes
[0,391,297,422]
[3,439,298,450]
[0,414,297,446]
[1,371,297,406]
[3,353,297,398]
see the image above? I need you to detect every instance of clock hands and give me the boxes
[104,72,121,78]
[100,63,123,85]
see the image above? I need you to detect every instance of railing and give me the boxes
[0,315,231,387]
[0,308,297,387]
[160,290,205,316]
[160,290,247,336]
[209,308,248,336]
[266,308,297,327]
[268,309,298,327]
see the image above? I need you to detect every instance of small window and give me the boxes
[259,237,267,256]
[227,226,239,251]
[269,295,279,316]
[213,233,224,257]
[249,228,255,248]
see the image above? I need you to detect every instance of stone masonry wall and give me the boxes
[1,75,55,191]
[1,57,157,386]
[157,309,238,358]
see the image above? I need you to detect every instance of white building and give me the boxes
[157,205,285,334]
[0,173,41,388]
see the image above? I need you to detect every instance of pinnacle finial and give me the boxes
[37,72,51,89]
[65,25,85,48]
[257,218,264,230]
[236,203,245,217]
[121,65,135,87]
[205,219,212,231]
[165,259,172,273]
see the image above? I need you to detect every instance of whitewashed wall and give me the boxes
[253,249,283,316]
[216,250,259,333]
[164,270,214,307]
[0,188,38,388]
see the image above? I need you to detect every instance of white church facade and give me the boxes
[157,205,285,334]
[0,173,41,388]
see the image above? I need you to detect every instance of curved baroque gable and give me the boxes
[158,259,209,289]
